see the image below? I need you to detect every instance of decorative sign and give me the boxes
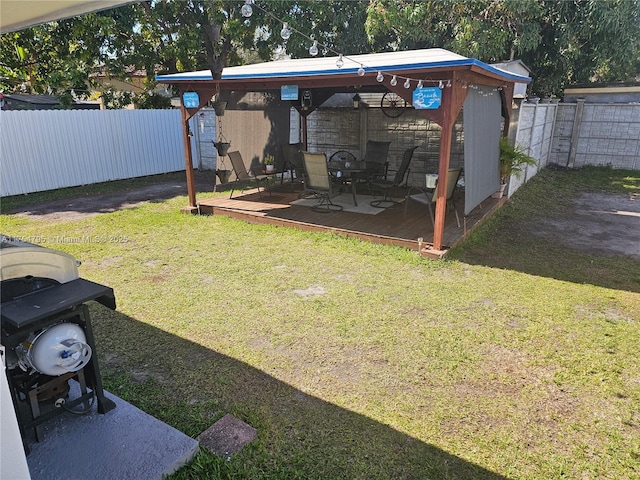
[182,91,200,109]
[413,87,442,110]
[281,85,299,100]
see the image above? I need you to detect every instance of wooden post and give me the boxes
[180,104,198,211]
[500,83,515,137]
[433,119,453,251]
[177,85,218,213]
[432,77,467,251]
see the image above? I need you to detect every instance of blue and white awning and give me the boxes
[156,48,531,84]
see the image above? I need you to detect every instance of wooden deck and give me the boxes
[197,182,504,258]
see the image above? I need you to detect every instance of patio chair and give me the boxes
[300,151,343,212]
[370,145,418,208]
[362,140,391,180]
[228,151,271,199]
[404,168,462,228]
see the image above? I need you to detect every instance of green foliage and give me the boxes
[499,136,537,182]
[365,0,640,96]
[1,0,638,102]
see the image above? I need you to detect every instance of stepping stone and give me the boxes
[197,413,257,458]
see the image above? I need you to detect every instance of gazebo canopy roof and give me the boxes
[156,48,530,90]
[159,48,531,253]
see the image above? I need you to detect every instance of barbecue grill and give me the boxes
[1,234,117,451]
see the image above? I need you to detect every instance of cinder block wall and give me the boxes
[550,103,640,169]
[307,107,464,188]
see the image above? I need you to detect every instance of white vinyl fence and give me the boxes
[509,100,640,198]
[1,109,187,196]
[509,101,558,196]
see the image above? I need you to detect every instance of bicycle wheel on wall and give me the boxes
[380,92,407,118]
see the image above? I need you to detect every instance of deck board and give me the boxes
[198,182,502,257]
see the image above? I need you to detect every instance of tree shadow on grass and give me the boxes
[83,304,507,480]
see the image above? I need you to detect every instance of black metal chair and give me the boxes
[228,151,271,199]
[362,140,391,180]
[370,146,418,208]
[300,151,343,212]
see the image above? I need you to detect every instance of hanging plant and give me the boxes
[213,114,230,156]
[213,140,231,156]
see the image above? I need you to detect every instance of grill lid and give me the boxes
[1,234,79,284]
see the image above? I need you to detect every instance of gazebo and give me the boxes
[156,48,530,251]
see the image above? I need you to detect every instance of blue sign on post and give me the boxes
[281,85,299,100]
[182,92,200,109]
[413,87,442,109]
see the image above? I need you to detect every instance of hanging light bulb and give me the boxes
[446,80,452,88]
[390,75,397,86]
[376,71,384,82]
[309,40,318,56]
[403,78,411,89]
[280,22,291,40]
[357,64,365,77]
[336,54,344,68]
[417,80,423,89]
[438,80,444,89]
[241,0,253,17]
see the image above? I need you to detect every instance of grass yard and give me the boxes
[1,166,639,479]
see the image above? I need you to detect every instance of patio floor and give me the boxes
[197,181,504,258]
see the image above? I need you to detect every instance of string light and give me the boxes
[241,0,253,17]
[243,1,457,91]
[280,22,291,40]
[309,40,318,56]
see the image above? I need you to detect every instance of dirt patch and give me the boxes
[7,171,217,222]
[529,192,640,258]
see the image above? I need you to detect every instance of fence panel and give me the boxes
[510,102,557,196]
[1,109,185,196]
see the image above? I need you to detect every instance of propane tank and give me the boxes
[16,323,92,376]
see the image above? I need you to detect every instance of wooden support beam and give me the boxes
[432,75,468,250]
[180,104,197,209]
[500,83,515,136]
[177,85,219,209]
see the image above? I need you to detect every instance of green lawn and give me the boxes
[1,167,639,479]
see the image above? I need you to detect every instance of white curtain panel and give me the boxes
[463,86,502,214]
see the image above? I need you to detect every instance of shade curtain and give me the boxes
[463,86,502,215]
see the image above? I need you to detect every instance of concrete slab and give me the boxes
[25,384,198,480]
[197,413,256,459]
